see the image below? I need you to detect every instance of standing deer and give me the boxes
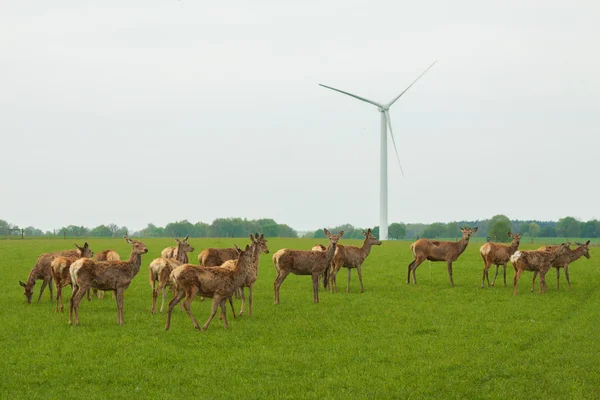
[510,242,571,295]
[329,228,382,293]
[198,245,239,267]
[531,240,591,290]
[93,249,121,299]
[407,227,478,287]
[220,234,269,316]
[161,236,190,260]
[273,229,344,304]
[149,238,194,313]
[19,243,92,304]
[165,243,253,331]
[479,232,521,288]
[68,236,148,325]
[50,245,95,312]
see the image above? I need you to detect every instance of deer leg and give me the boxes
[86,288,91,301]
[202,296,221,331]
[407,260,415,284]
[220,298,229,329]
[70,284,88,325]
[481,262,490,288]
[248,284,254,317]
[346,267,352,293]
[357,265,365,293]
[274,270,290,305]
[48,277,54,301]
[165,288,187,330]
[491,264,500,287]
[409,258,424,285]
[539,270,548,294]
[503,263,507,287]
[564,265,571,290]
[556,267,560,291]
[531,271,538,292]
[312,273,320,303]
[160,284,168,313]
[37,280,48,303]
[513,269,524,296]
[226,296,237,319]
[181,287,200,330]
[238,287,246,317]
[115,288,126,325]
[447,261,454,287]
[69,285,79,325]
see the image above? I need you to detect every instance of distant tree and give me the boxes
[581,220,600,238]
[488,215,512,242]
[540,225,557,237]
[445,222,460,238]
[372,226,380,240]
[422,223,447,239]
[90,225,112,237]
[529,222,540,243]
[0,219,10,235]
[388,223,406,240]
[277,224,298,238]
[556,217,580,238]
[518,222,530,236]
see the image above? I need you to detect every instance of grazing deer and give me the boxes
[407,227,478,287]
[149,238,194,313]
[479,232,521,288]
[19,243,91,304]
[329,228,382,293]
[161,236,190,260]
[510,242,571,295]
[93,249,121,299]
[311,244,326,252]
[68,236,148,325]
[165,243,253,331]
[51,245,95,312]
[198,245,239,267]
[273,229,344,304]
[221,234,269,316]
[531,240,591,291]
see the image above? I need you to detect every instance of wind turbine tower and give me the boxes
[319,61,437,240]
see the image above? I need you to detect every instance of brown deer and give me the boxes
[531,240,591,290]
[510,242,571,295]
[93,249,121,299]
[19,243,92,304]
[311,244,326,251]
[329,228,382,293]
[479,232,521,288]
[149,238,194,313]
[220,234,269,316]
[161,236,190,260]
[50,245,95,312]
[165,243,253,331]
[198,246,239,267]
[407,227,478,287]
[68,236,148,325]
[273,229,344,304]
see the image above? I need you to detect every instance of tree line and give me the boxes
[1,215,599,240]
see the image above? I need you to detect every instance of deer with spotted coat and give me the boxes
[510,242,571,295]
[531,240,591,291]
[479,232,521,288]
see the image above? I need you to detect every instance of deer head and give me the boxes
[576,240,591,259]
[177,238,194,254]
[459,226,478,241]
[19,280,34,304]
[324,229,344,245]
[363,228,382,246]
[251,233,270,255]
[124,236,148,254]
[507,232,521,246]
[75,242,94,258]
[236,244,252,265]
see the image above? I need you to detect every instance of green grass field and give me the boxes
[1,237,598,399]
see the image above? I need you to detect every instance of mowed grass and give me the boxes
[1,237,599,399]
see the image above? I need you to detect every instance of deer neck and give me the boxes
[569,247,585,262]
[325,242,337,263]
[508,239,520,255]
[126,251,143,275]
[232,252,251,286]
[360,240,374,260]
[175,243,188,263]
[456,236,470,255]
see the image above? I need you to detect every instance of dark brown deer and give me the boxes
[510,242,571,295]
[479,232,521,288]
[273,229,344,304]
[93,249,121,299]
[50,244,95,312]
[198,246,238,267]
[149,238,194,313]
[221,234,269,316]
[531,240,591,290]
[161,236,190,259]
[19,243,91,304]
[68,236,148,325]
[329,228,382,293]
[407,227,478,287]
[165,243,253,331]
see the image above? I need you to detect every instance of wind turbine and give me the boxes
[319,61,437,240]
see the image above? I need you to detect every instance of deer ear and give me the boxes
[250,234,255,242]
[362,230,367,236]
[124,235,133,244]
[74,243,81,249]
[473,227,478,232]
[339,231,345,237]
[507,232,512,236]
[260,234,264,239]
[324,229,331,237]
[19,280,26,287]
[245,244,250,251]
[184,235,189,241]
[586,240,590,246]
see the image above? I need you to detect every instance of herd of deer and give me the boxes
[18,227,592,330]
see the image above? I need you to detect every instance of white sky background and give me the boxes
[1,0,598,232]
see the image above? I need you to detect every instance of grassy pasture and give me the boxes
[1,237,599,399]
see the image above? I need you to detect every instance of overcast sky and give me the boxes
[1,0,598,233]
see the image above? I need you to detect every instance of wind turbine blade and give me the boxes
[319,84,384,108]
[385,110,404,177]
[387,60,438,107]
